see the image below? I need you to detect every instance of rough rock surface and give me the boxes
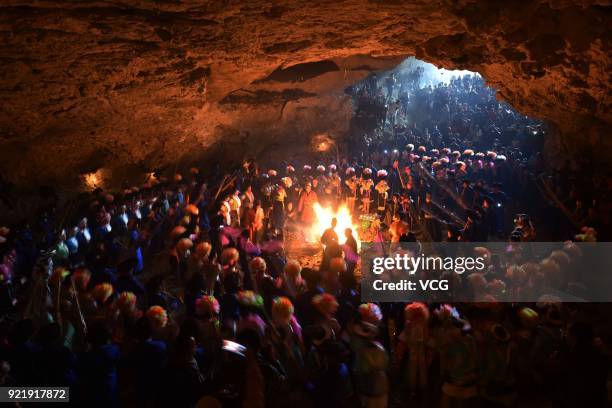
[0,0,609,189]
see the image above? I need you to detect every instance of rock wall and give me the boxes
[0,0,609,189]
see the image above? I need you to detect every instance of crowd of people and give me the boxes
[0,69,609,408]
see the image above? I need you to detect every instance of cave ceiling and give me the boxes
[0,0,610,187]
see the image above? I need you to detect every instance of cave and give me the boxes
[0,2,610,407]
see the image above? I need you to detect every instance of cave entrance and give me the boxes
[343,57,546,160]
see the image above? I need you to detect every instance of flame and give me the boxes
[311,203,360,248]
[83,170,103,190]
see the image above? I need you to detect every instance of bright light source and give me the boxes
[394,57,479,88]
[311,203,360,248]
[82,170,103,190]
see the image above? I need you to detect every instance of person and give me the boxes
[271,185,286,236]
[349,306,389,408]
[344,169,358,213]
[252,200,265,244]
[297,182,318,226]
[278,260,305,300]
[360,169,374,214]
[0,63,605,408]
[396,303,430,398]
[343,228,358,255]
[75,321,120,407]
[320,218,338,247]
[389,216,409,243]
[552,322,608,408]
[158,335,205,407]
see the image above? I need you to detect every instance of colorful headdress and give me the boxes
[92,283,114,304]
[281,177,293,187]
[549,250,570,269]
[220,247,239,266]
[185,204,199,216]
[115,291,137,313]
[73,268,91,291]
[170,225,187,238]
[284,260,302,277]
[50,266,70,285]
[196,295,220,316]
[404,302,429,323]
[517,307,539,329]
[312,293,339,317]
[249,257,267,273]
[176,238,194,252]
[358,303,383,324]
[237,290,264,309]
[195,242,212,259]
[272,297,295,324]
[434,304,456,323]
[146,305,168,328]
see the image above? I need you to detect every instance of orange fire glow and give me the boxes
[311,203,360,248]
[83,170,103,190]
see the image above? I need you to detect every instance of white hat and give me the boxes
[377,169,388,178]
[281,177,293,187]
[345,167,355,175]
[286,165,295,173]
[268,169,278,177]
[363,168,372,175]
[303,164,312,171]
[329,164,337,171]
[316,165,326,172]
